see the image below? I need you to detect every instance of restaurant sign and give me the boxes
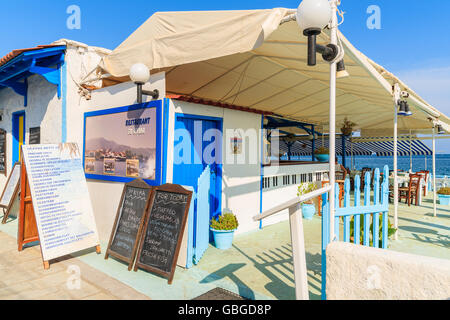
[83,101,163,185]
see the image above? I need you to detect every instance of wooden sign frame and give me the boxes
[1,162,20,224]
[105,179,152,271]
[134,184,193,285]
[18,160,40,253]
[18,149,101,270]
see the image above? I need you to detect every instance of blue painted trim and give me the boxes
[174,112,223,217]
[162,98,170,184]
[61,56,67,143]
[12,111,26,165]
[83,100,163,186]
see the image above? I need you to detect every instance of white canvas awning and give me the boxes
[99,9,450,134]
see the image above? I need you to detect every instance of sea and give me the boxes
[297,155,450,177]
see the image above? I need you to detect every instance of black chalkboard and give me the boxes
[105,179,152,270]
[29,127,40,145]
[134,184,192,284]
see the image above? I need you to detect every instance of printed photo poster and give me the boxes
[84,107,157,181]
[22,144,100,262]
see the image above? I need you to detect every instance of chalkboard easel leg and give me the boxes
[43,261,50,270]
[96,245,102,255]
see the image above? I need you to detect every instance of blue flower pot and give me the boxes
[211,228,236,250]
[302,203,316,220]
[438,194,450,206]
[315,154,330,163]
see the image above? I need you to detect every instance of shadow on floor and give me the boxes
[211,244,323,300]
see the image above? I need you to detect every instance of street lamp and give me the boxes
[296,0,339,66]
[130,63,159,104]
[437,124,445,135]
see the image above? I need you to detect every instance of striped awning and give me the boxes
[277,137,374,157]
[277,136,432,157]
[352,137,432,156]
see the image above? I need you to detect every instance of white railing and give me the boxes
[253,185,332,301]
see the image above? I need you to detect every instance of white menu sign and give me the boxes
[22,144,100,261]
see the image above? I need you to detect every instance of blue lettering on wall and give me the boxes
[125,117,151,127]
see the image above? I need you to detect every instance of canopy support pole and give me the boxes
[342,135,346,169]
[312,125,316,162]
[433,126,437,217]
[351,137,354,170]
[329,1,338,242]
[393,84,399,241]
[409,130,413,172]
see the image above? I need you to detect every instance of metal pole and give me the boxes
[433,126,437,217]
[312,125,316,162]
[329,0,338,241]
[342,135,346,169]
[289,204,309,300]
[393,84,399,241]
[351,137,354,170]
[409,130,413,172]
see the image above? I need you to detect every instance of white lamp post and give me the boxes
[130,63,159,103]
[297,0,339,243]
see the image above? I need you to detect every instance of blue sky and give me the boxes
[1,0,449,152]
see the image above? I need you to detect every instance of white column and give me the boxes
[393,86,399,241]
[289,204,309,300]
[433,126,437,217]
[328,0,338,241]
[409,130,413,172]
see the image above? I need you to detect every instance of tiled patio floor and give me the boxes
[0,194,448,300]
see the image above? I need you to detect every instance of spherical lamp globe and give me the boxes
[130,63,150,84]
[296,0,332,32]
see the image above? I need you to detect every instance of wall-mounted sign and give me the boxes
[230,137,243,155]
[84,102,162,185]
[29,127,41,145]
[21,144,101,267]
[0,129,6,175]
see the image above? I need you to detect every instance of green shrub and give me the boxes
[211,211,239,231]
[349,214,397,247]
[314,147,329,155]
[437,187,450,195]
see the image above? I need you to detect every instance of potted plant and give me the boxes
[437,187,450,205]
[340,117,357,136]
[298,183,318,220]
[314,147,330,163]
[349,214,397,247]
[210,211,239,250]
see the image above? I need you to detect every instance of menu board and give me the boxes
[0,163,20,223]
[105,179,152,270]
[0,129,6,174]
[134,184,192,284]
[21,144,100,262]
[29,127,41,145]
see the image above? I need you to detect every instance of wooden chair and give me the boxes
[417,171,429,196]
[317,180,345,216]
[398,174,422,207]
[361,168,372,190]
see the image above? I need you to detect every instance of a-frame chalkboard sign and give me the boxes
[105,179,152,271]
[1,162,21,224]
[134,184,193,284]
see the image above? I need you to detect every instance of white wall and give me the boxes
[0,74,63,189]
[326,242,450,300]
[168,99,263,235]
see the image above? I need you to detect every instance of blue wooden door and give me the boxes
[12,111,26,165]
[173,114,222,220]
